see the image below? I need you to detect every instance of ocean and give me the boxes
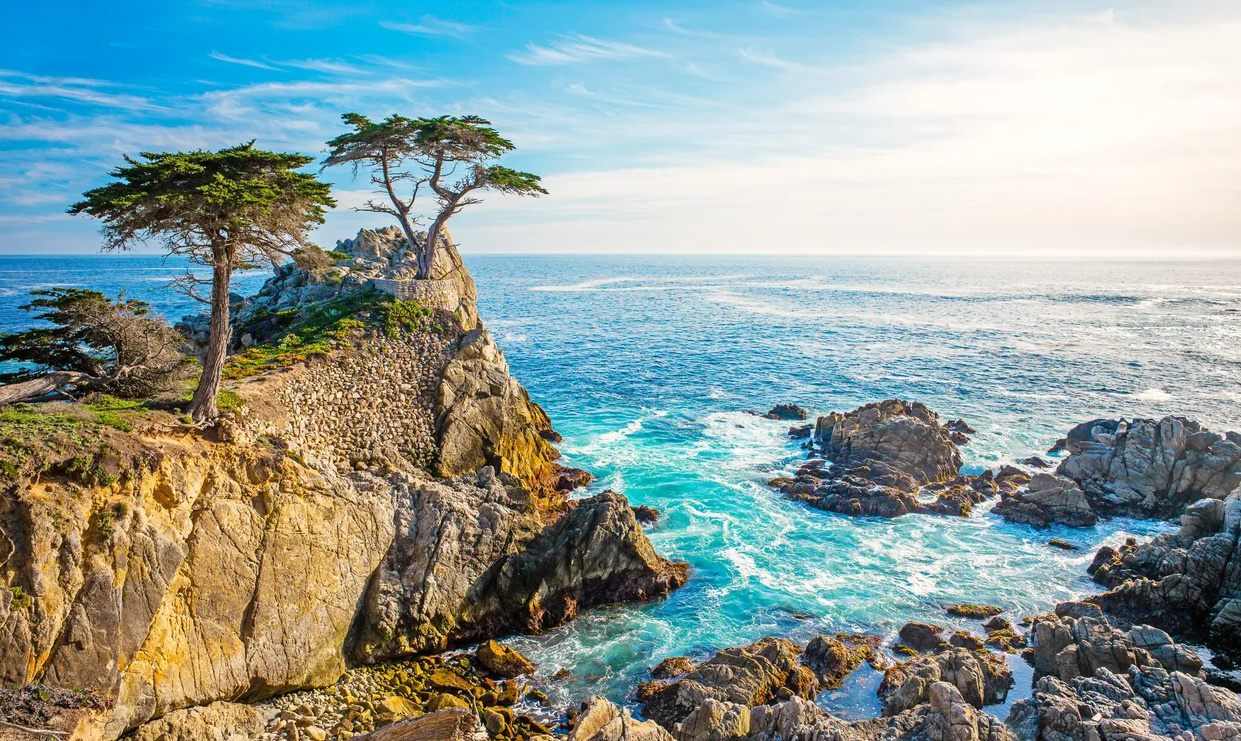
[3,253,1240,717]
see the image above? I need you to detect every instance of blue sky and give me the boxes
[2,0,1238,256]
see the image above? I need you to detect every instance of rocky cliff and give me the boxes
[0,231,686,738]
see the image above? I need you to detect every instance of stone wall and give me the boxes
[369,278,463,316]
[279,329,456,473]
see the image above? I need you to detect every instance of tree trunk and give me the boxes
[0,371,94,405]
[186,260,232,423]
[420,215,449,280]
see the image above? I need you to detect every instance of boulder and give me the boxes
[652,657,697,679]
[992,474,1097,528]
[569,696,674,741]
[801,635,872,689]
[475,640,537,678]
[764,404,808,421]
[812,400,964,483]
[900,622,948,652]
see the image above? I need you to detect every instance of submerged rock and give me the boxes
[764,404,808,421]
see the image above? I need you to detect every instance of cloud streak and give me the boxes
[508,34,668,66]
[380,16,478,39]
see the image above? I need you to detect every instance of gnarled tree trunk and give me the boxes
[186,259,232,422]
[0,371,93,405]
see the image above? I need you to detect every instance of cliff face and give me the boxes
[0,232,685,737]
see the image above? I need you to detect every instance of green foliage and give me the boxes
[68,143,335,264]
[225,288,430,378]
[383,299,429,337]
[8,586,32,611]
[69,142,336,422]
[0,288,187,397]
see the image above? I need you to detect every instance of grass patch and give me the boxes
[8,586,32,611]
[225,287,430,379]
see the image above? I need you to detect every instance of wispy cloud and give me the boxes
[208,51,279,71]
[661,17,716,38]
[0,69,162,111]
[759,1,799,18]
[278,58,366,75]
[508,34,668,66]
[737,48,818,73]
[380,16,478,39]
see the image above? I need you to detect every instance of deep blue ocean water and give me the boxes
[3,254,1240,717]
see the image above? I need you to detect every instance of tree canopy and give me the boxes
[68,142,334,422]
[324,114,545,277]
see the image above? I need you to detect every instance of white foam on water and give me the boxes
[1133,388,1172,400]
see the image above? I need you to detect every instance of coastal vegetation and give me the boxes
[0,288,189,405]
[324,113,547,278]
[68,143,335,422]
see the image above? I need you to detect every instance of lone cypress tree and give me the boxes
[70,143,334,422]
[324,114,546,278]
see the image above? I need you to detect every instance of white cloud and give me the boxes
[380,16,478,39]
[0,69,162,111]
[508,34,668,66]
[208,51,279,71]
[458,8,1241,257]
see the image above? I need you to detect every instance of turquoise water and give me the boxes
[3,254,1240,715]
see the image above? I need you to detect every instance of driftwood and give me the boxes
[352,708,485,741]
[0,371,93,406]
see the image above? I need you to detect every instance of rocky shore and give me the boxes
[5,229,1241,741]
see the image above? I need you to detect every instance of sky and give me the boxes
[1,0,1239,257]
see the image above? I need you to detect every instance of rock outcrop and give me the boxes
[1055,417,1241,519]
[992,474,1098,528]
[770,400,996,519]
[813,400,964,483]
[880,648,1013,715]
[0,230,688,738]
[638,637,818,731]
[354,477,688,661]
[1087,491,1241,663]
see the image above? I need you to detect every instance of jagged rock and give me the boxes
[1019,457,1051,469]
[992,474,1098,528]
[639,637,818,730]
[764,404,808,421]
[1007,663,1241,741]
[475,640,536,678]
[436,328,564,495]
[1087,491,1241,663]
[351,707,488,741]
[1056,416,1241,519]
[569,696,674,741]
[1047,539,1078,551]
[677,698,752,741]
[355,478,688,660]
[812,400,964,483]
[788,425,812,440]
[771,401,998,519]
[130,701,264,741]
[880,648,1013,715]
